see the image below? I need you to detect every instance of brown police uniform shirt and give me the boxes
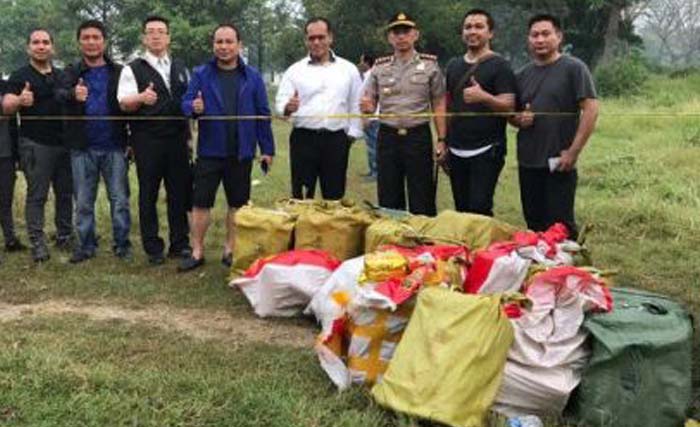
[365,52,445,129]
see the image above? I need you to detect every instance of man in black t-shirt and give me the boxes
[444,9,516,216]
[510,14,598,238]
[5,28,72,263]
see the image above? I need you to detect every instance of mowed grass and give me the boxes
[1,73,699,425]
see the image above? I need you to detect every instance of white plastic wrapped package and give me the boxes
[463,243,531,295]
[305,256,415,390]
[493,361,585,417]
[230,250,341,318]
[494,266,613,417]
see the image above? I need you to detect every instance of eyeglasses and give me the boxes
[145,29,168,36]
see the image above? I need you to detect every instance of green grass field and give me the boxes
[1,73,699,426]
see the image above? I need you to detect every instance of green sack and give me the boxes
[570,287,694,427]
[417,210,519,250]
[364,215,432,253]
[233,205,296,274]
[288,200,374,260]
[372,288,514,427]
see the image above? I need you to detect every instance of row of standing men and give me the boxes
[0,9,598,272]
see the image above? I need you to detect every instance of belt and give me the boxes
[380,123,430,137]
[295,127,345,135]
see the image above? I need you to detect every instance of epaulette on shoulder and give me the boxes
[375,56,393,65]
[419,53,438,61]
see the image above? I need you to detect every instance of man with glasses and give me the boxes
[361,13,446,216]
[118,15,192,265]
[275,17,363,200]
[5,28,71,262]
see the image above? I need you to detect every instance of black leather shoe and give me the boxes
[54,236,74,252]
[5,239,27,252]
[168,247,192,259]
[221,252,233,268]
[178,256,205,272]
[148,253,165,266]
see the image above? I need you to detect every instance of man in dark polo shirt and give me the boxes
[444,9,517,216]
[5,28,72,263]
[179,23,274,272]
[118,16,192,265]
[511,14,599,238]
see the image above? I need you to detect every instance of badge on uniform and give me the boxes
[416,62,425,71]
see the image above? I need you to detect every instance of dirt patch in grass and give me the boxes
[0,300,317,348]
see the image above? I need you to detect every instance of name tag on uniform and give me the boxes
[416,62,425,71]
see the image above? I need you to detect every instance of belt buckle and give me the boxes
[397,128,408,136]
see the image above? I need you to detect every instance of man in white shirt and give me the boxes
[275,17,363,200]
[118,15,192,265]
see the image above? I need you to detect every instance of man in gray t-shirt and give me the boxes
[511,14,599,238]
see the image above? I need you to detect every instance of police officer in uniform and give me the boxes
[118,15,192,264]
[361,12,447,216]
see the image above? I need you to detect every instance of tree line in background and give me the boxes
[0,0,698,91]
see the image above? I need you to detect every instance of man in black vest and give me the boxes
[118,15,192,265]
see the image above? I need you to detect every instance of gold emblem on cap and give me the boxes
[398,13,406,20]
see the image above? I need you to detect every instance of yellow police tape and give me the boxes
[1,111,699,121]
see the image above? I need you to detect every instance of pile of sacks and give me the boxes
[229,203,694,427]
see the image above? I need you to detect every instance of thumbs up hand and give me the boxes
[75,78,88,103]
[284,90,300,116]
[462,76,487,104]
[141,82,158,106]
[359,93,375,114]
[192,90,205,114]
[20,82,34,107]
[518,102,534,129]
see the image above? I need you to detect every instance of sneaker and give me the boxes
[148,253,165,266]
[5,239,27,252]
[31,246,50,263]
[178,256,205,272]
[69,250,94,264]
[221,252,233,268]
[115,246,133,261]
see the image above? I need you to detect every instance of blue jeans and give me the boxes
[71,148,131,255]
[364,120,379,177]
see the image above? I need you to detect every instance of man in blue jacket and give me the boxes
[179,23,274,272]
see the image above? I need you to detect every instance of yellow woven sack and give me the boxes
[364,216,432,253]
[371,288,514,427]
[292,202,374,260]
[418,210,519,250]
[232,205,296,274]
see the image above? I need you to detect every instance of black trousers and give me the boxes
[289,128,349,200]
[377,124,436,216]
[519,166,578,239]
[0,157,18,244]
[448,146,505,216]
[133,135,191,256]
[19,138,73,250]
